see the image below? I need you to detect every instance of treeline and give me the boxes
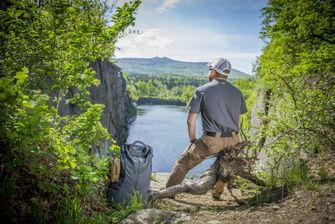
[124,73,257,138]
[129,74,208,88]
[124,73,255,107]
[124,74,202,103]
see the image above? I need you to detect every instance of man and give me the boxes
[165,58,247,200]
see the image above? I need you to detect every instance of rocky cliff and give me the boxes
[59,59,136,145]
[249,90,271,167]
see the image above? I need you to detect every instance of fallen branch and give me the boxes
[150,141,265,203]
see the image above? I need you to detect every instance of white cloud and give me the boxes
[135,29,174,47]
[157,0,180,12]
[116,28,174,51]
[115,25,262,74]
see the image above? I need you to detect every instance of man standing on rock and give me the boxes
[165,58,247,200]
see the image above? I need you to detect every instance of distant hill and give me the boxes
[113,57,251,79]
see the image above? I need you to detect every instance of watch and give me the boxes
[190,139,196,143]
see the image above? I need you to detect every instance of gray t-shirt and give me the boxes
[187,79,247,133]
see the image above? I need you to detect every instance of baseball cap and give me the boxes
[207,58,231,75]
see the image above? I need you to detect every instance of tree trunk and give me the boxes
[150,146,266,200]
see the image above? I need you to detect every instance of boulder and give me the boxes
[120,208,190,224]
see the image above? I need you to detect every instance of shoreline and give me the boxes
[136,97,186,106]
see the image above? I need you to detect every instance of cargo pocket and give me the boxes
[179,142,207,169]
[202,135,218,152]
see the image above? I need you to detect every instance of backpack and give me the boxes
[107,141,153,206]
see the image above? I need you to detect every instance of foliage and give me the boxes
[128,73,208,89]
[125,73,256,108]
[282,161,310,190]
[125,74,198,103]
[233,78,258,133]
[0,0,141,222]
[150,172,158,182]
[257,0,335,186]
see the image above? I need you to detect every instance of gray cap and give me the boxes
[207,58,231,75]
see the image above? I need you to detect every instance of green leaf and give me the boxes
[69,160,77,169]
[63,183,69,193]
[15,67,28,85]
[70,148,76,155]
[22,100,36,108]
[66,6,77,13]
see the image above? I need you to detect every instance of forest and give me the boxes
[0,0,334,223]
[124,74,255,107]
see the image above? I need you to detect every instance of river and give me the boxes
[126,105,215,176]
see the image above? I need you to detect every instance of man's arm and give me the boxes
[187,112,198,142]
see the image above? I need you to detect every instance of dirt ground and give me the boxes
[150,173,335,224]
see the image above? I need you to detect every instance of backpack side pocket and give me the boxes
[109,158,121,183]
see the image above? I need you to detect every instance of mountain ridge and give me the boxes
[114,57,251,79]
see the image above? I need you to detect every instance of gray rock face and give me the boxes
[120,208,191,224]
[89,60,136,145]
[250,91,266,143]
[58,59,136,145]
[250,90,271,167]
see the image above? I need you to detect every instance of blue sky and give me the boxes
[114,0,268,74]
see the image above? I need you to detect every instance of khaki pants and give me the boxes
[166,132,239,196]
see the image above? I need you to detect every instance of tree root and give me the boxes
[150,142,265,203]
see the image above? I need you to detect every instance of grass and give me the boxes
[151,172,158,182]
[54,196,87,224]
[51,190,145,224]
[110,192,144,223]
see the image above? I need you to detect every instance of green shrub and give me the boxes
[0,0,141,222]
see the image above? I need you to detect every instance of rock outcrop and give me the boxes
[250,90,271,146]
[249,90,271,167]
[89,60,136,145]
[59,59,136,145]
[120,208,190,224]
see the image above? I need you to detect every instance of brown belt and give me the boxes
[205,131,237,138]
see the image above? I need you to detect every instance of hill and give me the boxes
[114,57,251,79]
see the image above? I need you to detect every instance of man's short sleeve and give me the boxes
[240,95,247,114]
[187,90,202,113]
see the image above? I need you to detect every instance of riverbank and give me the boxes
[136,97,186,106]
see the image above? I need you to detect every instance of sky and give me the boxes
[113,0,268,74]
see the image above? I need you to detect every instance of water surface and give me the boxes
[127,105,215,176]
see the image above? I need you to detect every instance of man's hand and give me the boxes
[190,139,197,143]
[187,112,198,143]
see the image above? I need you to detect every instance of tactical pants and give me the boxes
[166,132,239,197]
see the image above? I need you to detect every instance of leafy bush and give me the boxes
[256,0,334,186]
[0,0,141,222]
